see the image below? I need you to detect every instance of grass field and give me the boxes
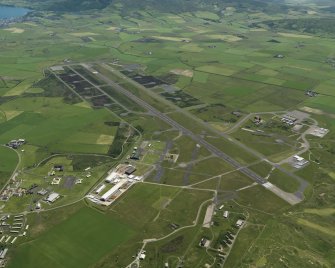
[1,1,335,267]
[0,146,18,188]
[8,206,134,268]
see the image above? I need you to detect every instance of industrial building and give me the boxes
[0,248,8,259]
[125,166,136,175]
[105,172,119,183]
[95,184,106,194]
[46,192,60,203]
[292,155,309,169]
[100,179,127,201]
[236,219,244,228]
[281,115,297,126]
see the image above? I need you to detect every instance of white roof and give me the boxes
[95,184,106,194]
[101,179,127,201]
[140,253,146,260]
[105,172,118,182]
[293,155,304,161]
[46,193,60,202]
[236,219,244,226]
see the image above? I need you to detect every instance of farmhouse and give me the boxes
[7,138,25,149]
[46,192,60,203]
[100,179,127,201]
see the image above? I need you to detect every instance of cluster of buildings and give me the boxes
[305,90,318,97]
[45,192,60,203]
[253,116,263,126]
[0,214,29,266]
[0,174,24,201]
[87,164,143,206]
[6,139,25,149]
[291,155,309,169]
[281,115,297,126]
[308,126,329,138]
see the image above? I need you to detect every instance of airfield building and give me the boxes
[292,155,309,168]
[100,180,127,201]
[125,166,136,175]
[46,192,60,203]
[95,184,106,194]
[281,115,297,126]
[0,248,8,259]
[105,172,119,183]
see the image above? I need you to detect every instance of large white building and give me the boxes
[101,180,127,201]
[105,172,119,183]
[46,192,60,203]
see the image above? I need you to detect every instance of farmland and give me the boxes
[0,0,334,267]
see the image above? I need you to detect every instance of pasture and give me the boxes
[0,146,18,187]
[0,2,335,267]
[8,206,134,268]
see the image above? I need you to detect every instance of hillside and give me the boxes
[1,0,289,13]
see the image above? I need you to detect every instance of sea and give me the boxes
[0,5,30,20]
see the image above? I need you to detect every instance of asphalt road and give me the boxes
[69,64,302,205]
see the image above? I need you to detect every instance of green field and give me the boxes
[9,206,134,268]
[0,146,18,187]
[0,0,335,267]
